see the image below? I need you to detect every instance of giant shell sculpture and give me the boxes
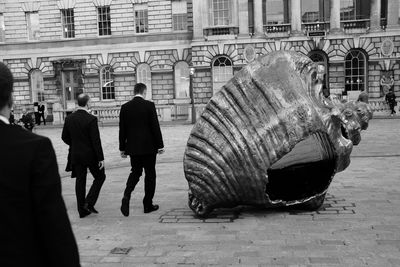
[183,51,372,217]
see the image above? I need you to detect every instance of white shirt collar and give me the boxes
[134,94,144,99]
[0,114,10,124]
[76,107,89,113]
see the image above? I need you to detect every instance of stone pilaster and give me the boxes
[370,0,381,32]
[192,0,204,39]
[329,0,341,33]
[290,0,302,35]
[387,0,400,30]
[253,0,263,36]
[238,0,249,36]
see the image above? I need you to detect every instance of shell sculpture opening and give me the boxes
[183,51,373,217]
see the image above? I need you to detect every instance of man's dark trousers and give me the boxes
[124,154,157,207]
[74,163,105,214]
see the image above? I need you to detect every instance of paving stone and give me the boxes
[32,119,400,266]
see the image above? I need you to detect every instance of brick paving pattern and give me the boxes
[34,119,400,266]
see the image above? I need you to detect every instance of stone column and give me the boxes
[291,0,302,35]
[370,0,381,31]
[329,0,341,33]
[254,0,264,36]
[192,0,203,39]
[387,0,400,30]
[238,0,249,36]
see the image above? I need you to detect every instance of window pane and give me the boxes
[101,66,115,99]
[136,64,152,100]
[174,62,190,98]
[344,50,367,92]
[26,12,40,40]
[0,14,5,42]
[30,70,44,102]
[212,57,233,94]
[212,0,231,26]
[98,6,111,36]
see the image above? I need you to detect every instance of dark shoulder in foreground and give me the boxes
[5,124,51,144]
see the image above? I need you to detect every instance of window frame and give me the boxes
[212,56,233,94]
[100,66,115,100]
[30,69,45,103]
[174,61,190,99]
[134,4,149,33]
[136,63,152,100]
[264,0,291,25]
[97,6,111,36]
[0,13,5,42]
[26,11,40,41]
[344,49,368,92]
[209,0,232,26]
[61,8,75,38]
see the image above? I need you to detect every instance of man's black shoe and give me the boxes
[121,197,130,217]
[144,204,159,213]
[87,205,98,214]
[79,208,91,218]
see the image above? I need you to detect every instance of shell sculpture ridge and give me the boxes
[183,51,373,217]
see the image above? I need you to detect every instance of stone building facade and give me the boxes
[0,0,399,123]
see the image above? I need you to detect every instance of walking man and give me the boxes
[119,83,164,216]
[62,93,106,218]
[0,62,80,266]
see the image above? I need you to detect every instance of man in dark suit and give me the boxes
[119,83,164,216]
[0,62,80,266]
[62,94,106,218]
[38,101,46,125]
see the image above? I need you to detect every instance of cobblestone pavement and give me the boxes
[35,119,400,267]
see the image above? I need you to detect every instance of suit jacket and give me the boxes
[0,120,80,267]
[62,109,104,166]
[119,96,164,155]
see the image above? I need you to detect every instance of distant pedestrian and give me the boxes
[38,101,46,125]
[0,61,80,267]
[33,101,40,124]
[119,83,164,216]
[19,109,35,131]
[62,93,106,218]
[385,90,397,116]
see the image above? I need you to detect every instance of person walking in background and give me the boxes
[62,93,106,218]
[19,109,35,131]
[33,101,39,124]
[38,101,46,125]
[0,62,80,266]
[385,90,397,116]
[119,83,164,216]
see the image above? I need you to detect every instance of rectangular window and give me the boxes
[26,12,40,40]
[172,0,187,31]
[0,13,5,42]
[265,0,290,24]
[61,9,75,38]
[340,0,370,20]
[135,4,148,33]
[211,0,232,26]
[301,0,329,23]
[98,6,111,36]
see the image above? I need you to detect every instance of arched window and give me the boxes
[174,61,190,98]
[212,56,233,94]
[30,69,45,102]
[308,50,329,93]
[344,49,367,92]
[100,66,115,100]
[136,63,152,100]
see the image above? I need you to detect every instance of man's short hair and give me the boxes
[77,93,90,107]
[0,62,14,109]
[134,83,147,95]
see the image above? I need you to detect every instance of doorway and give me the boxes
[62,70,82,110]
